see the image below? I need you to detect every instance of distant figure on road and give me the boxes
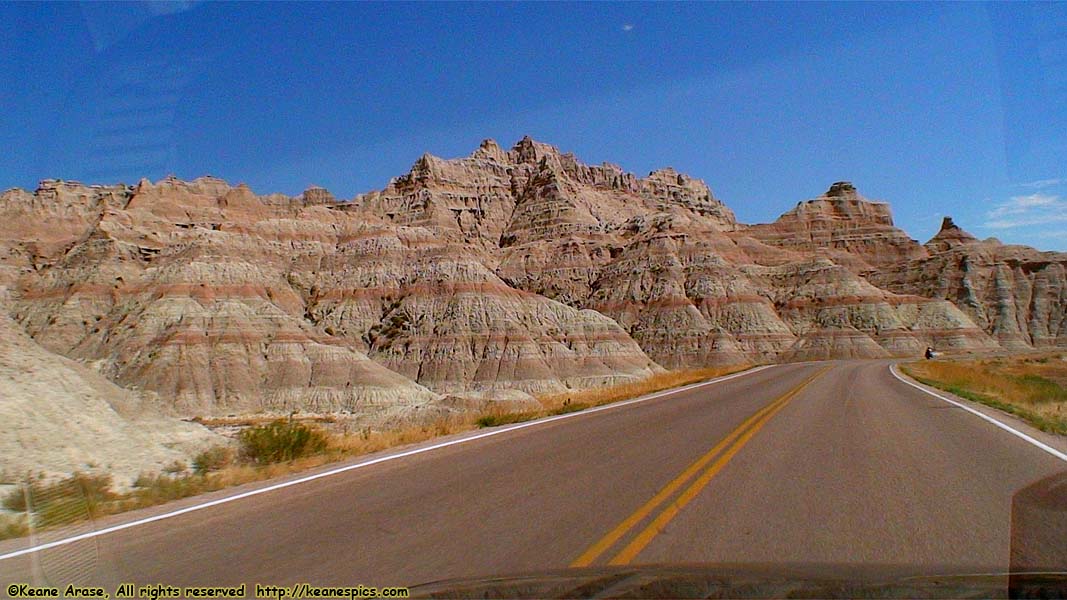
[924,346,935,360]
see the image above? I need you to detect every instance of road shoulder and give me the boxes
[890,362,1067,463]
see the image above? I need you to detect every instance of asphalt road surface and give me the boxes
[2,360,1065,593]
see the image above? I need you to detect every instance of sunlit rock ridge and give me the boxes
[1,137,1063,430]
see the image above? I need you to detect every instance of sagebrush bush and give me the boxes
[163,460,187,474]
[1,473,117,526]
[128,473,219,504]
[193,445,236,474]
[0,514,27,539]
[239,420,328,464]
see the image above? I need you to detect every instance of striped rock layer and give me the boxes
[2,138,1061,424]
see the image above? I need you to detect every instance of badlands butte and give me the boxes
[2,136,1066,478]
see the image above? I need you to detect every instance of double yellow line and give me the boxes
[570,366,830,567]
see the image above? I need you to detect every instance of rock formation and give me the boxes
[2,137,1063,480]
[871,218,1067,349]
[743,181,929,272]
[923,216,980,254]
[1,166,663,430]
[354,147,999,368]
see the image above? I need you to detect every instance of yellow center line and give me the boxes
[570,366,830,568]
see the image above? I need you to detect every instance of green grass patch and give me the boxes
[903,367,1067,436]
[1011,374,1067,404]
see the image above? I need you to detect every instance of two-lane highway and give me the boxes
[1,361,1065,590]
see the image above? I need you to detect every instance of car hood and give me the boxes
[409,563,1067,599]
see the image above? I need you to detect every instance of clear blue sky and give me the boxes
[2,1,1066,250]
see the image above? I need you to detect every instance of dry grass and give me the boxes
[191,414,339,428]
[327,416,469,455]
[903,352,1067,435]
[0,363,752,541]
[0,513,28,539]
[468,365,753,427]
[537,366,750,413]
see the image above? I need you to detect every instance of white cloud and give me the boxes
[985,193,1067,228]
[622,24,634,32]
[1020,178,1064,189]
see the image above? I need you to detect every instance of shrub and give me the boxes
[163,460,187,474]
[0,514,27,540]
[239,420,328,464]
[192,445,235,474]
[1,486,23,512]
[127,473,217,505]
[1,473,117,526]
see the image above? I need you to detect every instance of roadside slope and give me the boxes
[2,361,1064,588]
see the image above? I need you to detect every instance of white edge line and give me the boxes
[890,364,1067,464]
[0,365,773,561]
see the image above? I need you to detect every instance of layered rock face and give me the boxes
[743,182,929,272]
[296,226,661,397]
[7,180,442,422]
[741,259,996,360]
[580,217,798,369]
[1,169,661,426]
[356,145,1000,368]
[2,137,1062,436]
[871,218,1067,349]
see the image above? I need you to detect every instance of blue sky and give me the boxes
[2,1,1065,250]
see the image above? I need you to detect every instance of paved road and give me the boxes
[1,361,1065,592]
